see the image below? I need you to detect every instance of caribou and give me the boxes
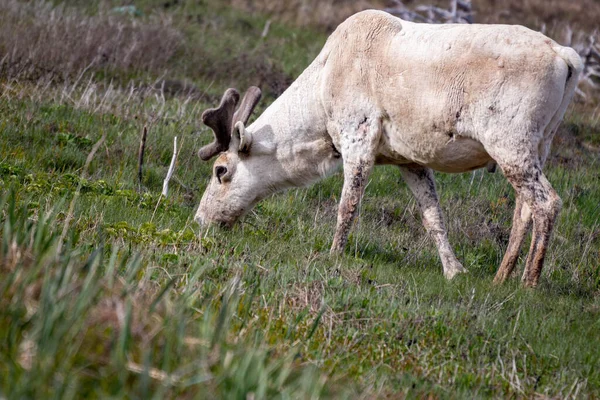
[194,10,582,287]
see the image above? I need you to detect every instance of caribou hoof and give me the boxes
[444,262,468,280]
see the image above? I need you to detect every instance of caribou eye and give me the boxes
[215,165,227,183]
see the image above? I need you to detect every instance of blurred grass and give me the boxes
[224,0,600,33]
[0,0,599,398]
[0,0,329,100]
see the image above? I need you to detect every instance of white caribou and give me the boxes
[194,10,582,287]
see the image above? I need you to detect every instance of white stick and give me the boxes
[261,19,271,38]
[162,136,178,197]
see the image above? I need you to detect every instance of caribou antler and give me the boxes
[198,87,262,161]
[233,86,262,128]
[198,88,240,161]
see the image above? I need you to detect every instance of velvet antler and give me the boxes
[233,86,262,127]
[198,88,240,161]
[198,87,262,161]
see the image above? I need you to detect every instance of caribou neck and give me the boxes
[246,65,338,185]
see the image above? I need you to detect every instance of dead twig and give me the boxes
[385,0,473,24]
[562,27,600,99]
[162,136,178,197]
[138,125,148,189]
[261,19,272,38]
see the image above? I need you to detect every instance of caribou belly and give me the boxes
[377,123,493,173]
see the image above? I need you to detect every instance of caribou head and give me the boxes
[194,86,265,226]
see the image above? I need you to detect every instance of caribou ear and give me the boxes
[234,121,253,153]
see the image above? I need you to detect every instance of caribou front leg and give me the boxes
[330,160,373,253]
[399,164,467,279]
[330,117,380,255]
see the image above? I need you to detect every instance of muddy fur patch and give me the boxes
[331,161,369,252]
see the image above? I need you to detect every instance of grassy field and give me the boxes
[1,0,599,398]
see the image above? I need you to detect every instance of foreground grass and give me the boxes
[1,87,599,398]
[1,0,599,398]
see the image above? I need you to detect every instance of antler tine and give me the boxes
[198,88,240,161]
[233,86,262,127]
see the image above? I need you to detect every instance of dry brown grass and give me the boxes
[0,0,183,82]
[474,0,600,32]
[227,0,380,30]
[227,0,600,33]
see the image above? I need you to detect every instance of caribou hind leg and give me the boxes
[496,156,562,287]
[399,164,467,279]
[493,197,532,284]
[493,124,559,285]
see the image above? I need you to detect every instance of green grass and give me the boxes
[1,0,599,398]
